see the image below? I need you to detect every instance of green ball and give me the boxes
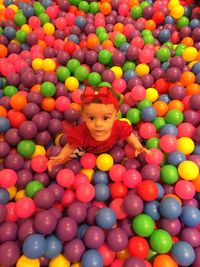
[174,44,186,56]
[122,61,136,72]
[98,49,112,64]
[41,82,56,97]
[78,1,90,12]
[163,41,174,50]
[98,32,109,43]
[66,59,80,74]
[176,16,189,29]
[0,27,3,34]
[137,99,152,110]
[25,181,44,198]
[153,117,166,131]
[95,27,106,35]
[146,249,158,261]
[165,109,184,125]
[38,13,50,25]
[14,12,27,26]
[143,35,155,45]
[141,29,152,37]
[69,0,82,6]
[132,214,155,237]
[140,1,150,10]
[150,229,172,254]
[156,47,171,62]
[89,2,99,14]
[98,82,111,87]
[15,30,27,43]
[160,165,179,184]
[87,72,101,86]
[130,6,142,19]
[33,3,45,16]
[74,66,89,81]
[3,85,18,97]
[114,33,127,48]
[126,108,141,124]
[56,67,70,82]
[146,138,160,149]
[17,140,35,158]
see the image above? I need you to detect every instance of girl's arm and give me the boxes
[47,143,76,171]
[126,133,150,156]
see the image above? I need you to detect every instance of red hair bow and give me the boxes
[81,87,119,110]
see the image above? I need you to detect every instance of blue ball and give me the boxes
[190,19,200,29]
[68,34,80,44]
[144,200,161,220]
[22,5,35,18]
[193,145,200,155]
[23,234,46,259]
[191,62,200,75]
[94,183,110,202]
[41,0,53,8]
[75,16,86,29]
[96,207,116,229]
[172,241,195,266]
[120,42,130,52]
[0,188,10,204]
[123,70,137,82]
[156,183,165,200]
[180,205,200,227]
[77,224,89,239]
[158,93,171,103]
[4,26,16,40]
[160,124,178,136]
[184,6,192,17]
[196,72,200,84]
[141,106,157,122]
[161,61,170,70]
[159,197,182,219]
[82,249,103,267]
[0,117,11,133]
[158,29,171,43]
[92,171,109,184]
[3,0,14,7]
[44,235,62,259]
[167,150,186,166]
[164,16,174,25]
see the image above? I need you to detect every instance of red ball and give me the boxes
[110,182,128,199]
[7,110,26,128]
[137,180,159,201]
[154,78,169,94]
[128,236,149,259]
[64,40,77,55]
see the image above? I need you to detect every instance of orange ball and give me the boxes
[69,102,81,112]
[31,84,41,93]
[100,2,112,15]
[102,40,113,49]
[87,34,100,49]
[153,255,178,267]
[180,71,196,86]
[128,0,139,8]
[192,174,200,192]
[168,100,184,112]
[0,44,8,57]
[181,37,194,47]
[41,97,56,111]
[10,93,27,111]
[144,20,156,31]
[113,23,124,33]
[153,100,168,116]
[37,40,47,49]
[186,83,200,95]
[0,106,7,117]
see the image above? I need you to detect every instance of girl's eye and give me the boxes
[88,116,95,120]
[104,116,110,120]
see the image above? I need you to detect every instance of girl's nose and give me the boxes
[95,119,102,126]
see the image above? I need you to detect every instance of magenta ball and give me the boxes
[0,204,7,224]
[34,188,56,209]
[159,218,181,236]
[64,239,85,263]
[141,164,160,182]
[0,241,20,267]
[32,111,51,130]
[83,226,105,249]
[0,141,10,158]
[123,193,143,216]
[56,217,77,241]
[64,159,82,175]
[107,228,128,252]
[193,247,200,267]
[18,218,35,242]
[80,153,96,169]
[0,222,18,243]
[67,201,87,223]
[34,210,57,235]
[48,183,65,202]
[190,94,200,110]
[4,153,24,171]
[4,128,21,146]
[124,256,146,267]
[18,121,37,139]
[180,227,200,248]
[23,103,40,119]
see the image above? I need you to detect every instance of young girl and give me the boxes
[47,86,150,171]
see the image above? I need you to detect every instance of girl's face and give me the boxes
[82,103,118,141]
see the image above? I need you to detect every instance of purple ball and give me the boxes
[141,74,154,88]
[47,118,62,135]
[169,56,186,69]
[0,222,18,243]
[54,29,66,40]
[126,46,140,60]
[18,218,35,242]
[58,0,70,10]
[190,94,200,110]
[34,210,57,235]
[48,183,65,202]
[0,241,20,267]
[57,50,70,65]
[64,159,82,174]
[0,141,10,158]
[149,58,161,69]
[34,188,56,209]
[124,256,146,267]
[165,67,181,82]
[64,108,80,123]
[27,92,42,105]
[56,217,77,241]
[188,155,200,168]
[193,127,200,144]
[107,228,128,252]
[32,111,51,130]
[142,6,154,19]
[4,153,24,171]
[64,239,85,263]
[127,77,143,90]
[69,25,81,35]
[16,169,33,189]
[0,204,7,224]
[34,173,50,187]
[23,103,40,119]
[72,49,85,63]
[183,110,200,126]
[43,72,58,84]
[83,226,105,249]
[55,83,68,97]
[101,69,115,83]
[183,198,199,208]
[44,47,57,58]
[110,146,125,163]
[120,103,130,115]
[123,193,143,216]
[91,63,105,74]
[7,43,20,54]
[112,51,125,66]
[35,130,51,146]
[84,23,95,35]
[18,121,37,139]
[106,14,116,24]
[87,206,100,225]
[180,227,200,248]
[119,218,134,237]
[26,32,38,46]
[21,71,36,88]
[124,158,141,171]
[151,67,165,79]
[85,50,98,65]
[169,84,186,100]
[67,201,87,223]
[159,218,181,236]
[4,128,21,146]
[7,72,20,86]
[141,164,160,182]
[51,109,63,120]
[0,96,10,110]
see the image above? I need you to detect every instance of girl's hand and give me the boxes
[47,156,67,172]
[135,147,151,157]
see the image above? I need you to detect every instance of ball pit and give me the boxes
[0,0,200,266]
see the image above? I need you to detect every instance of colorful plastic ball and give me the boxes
[56,168,75,188]
[67,201,87,223]
[156,47,171,62]
[159,197,182,219]
[175,180,196,200]
[153,255,178,267]
[15,197,35,219]
[167,150,186,166]
[41,82,56,97]
[34,188,55,209]
[82,249,103,267]
[96,153,113,171]
[23,233,46,259]
[49,254,70,267]
[0,169,17,189]
[56,217,77,242]
[145,148,164,165]
[131,85,146,101]
[139,123,156,139]
[180,227,200,248]
[137,180,159,201]
[123,192,144,217]
[178,160,199,180]
[0,241,20,267]
[144,200,160,221]
[65,77,79,91]
[165,109,184,126]
[95,183,110,202]
[31,155,48,173]
[17,140,35,158]
[160,124,178,137]
[83,226,105,249]
[0,188,10,204]
[160,165,179,184]
[96,207,116,229]
[141,106,157,122]
[76,183,95,202]
[44,235,62,259]
[182,47,198,62]
[25,181,44,198]
[128,236,149,259]
[16,255,40,267]
[171,241,195,267]
[0,117,10,133]
[123,256,145,267]
[122,169,142,189]
[126,108,140,124]
[180,205,200,227]
[150,229,172,254]
[132,214,154,237]
[80,153,96,169]
[64,239,85,263]
[74,65,89,81]
[92,170,109,184]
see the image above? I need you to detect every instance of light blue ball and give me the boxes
[68,34,80,44]
[164,16,174,25]
[94,183,110,202]
[75,16,86,29]
[0,117,11,133]
[23,234,46,259]
[82,249,103,267]
[96,207,116,229]
[180,205,200,227]
[141,106,157,122]
[4,26,16,40]
[144,200,161,220]
[193,145,200,155]
[160,124,178,136]
[156,183,165,200]
[172,241,195,266]
[0,188,10,204]
[92,171,109,184]
[44,235,62,259]
[123,70,137,82]
[159,197,182,219]
[158,29,171,43]
[77,224,89,240]
[158,93,171,103]
[167,150,186,166]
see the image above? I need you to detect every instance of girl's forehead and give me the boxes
[82,103,116,114]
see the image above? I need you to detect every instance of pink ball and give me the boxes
[175,180,196,200]
[28,16,41,29]
[123,24,135,38]
[31,155,48,173]
[55,96,70,112]
[112,78,127,93]
[44,35,55,47]
[139,48,154,63]
[111,259,124,267]
[61,189,76,208]
[159,134,177,153]
[109,198,127,219]
[131,85,146,101]
[56,169,75,187]
[139,123,156,139]
[45,6,59,19]
[65,13,76,26]
[55,17,67,30]
[122,169,142,188]
[94,18,105,28]
[5,202,18,222]
[71,89,83,104]
[145,148,164,165]
[0,63,15,77]
[99,243,116,266]
[118,3,129,16]
[109,164,126,182]
[131,37,144,49]
[76,183,95,203]
[73,173,90,189]
[80,153,96,169]
[0,169,17,188]
[53,39,64,50]
[15,197,35,218]
[177,122,196,138]
[124,144,135,158]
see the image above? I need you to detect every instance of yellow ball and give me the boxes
[178,160,199,180]
[43,58,56,72]
[49,254,70,267]
[32,58,43,70]
[71,263,82,267]
[177,137,195,154]
[96,153,113,171]
[145,87,159,102]
[110,66,123,78]
[116,248,130,259]
[119,118,131,125]
[183,47,198,62]
[43,23,55,35]
[8,4,18,12]
[7,186,17,200]
[31,145,46,157]
[171,4,184,19]
[135,63,149,77]
[81,168,94,181]
[65,77,79,91]
[168,0,180,10]
[16,255,40,267]
[15,190,26,201]
[21,24,32,33]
